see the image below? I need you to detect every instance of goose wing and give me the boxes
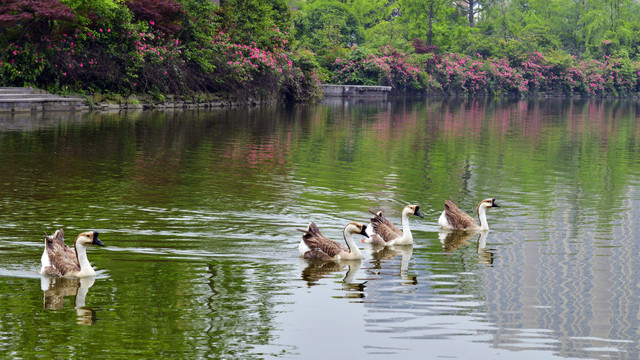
[52,228,76,260]
[45,231,80,276]
[444,199,478,230]
[369,211,402,243]
[297,222,344,259]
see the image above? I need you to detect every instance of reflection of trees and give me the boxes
[201,261,290,358]
[1,98,640,358]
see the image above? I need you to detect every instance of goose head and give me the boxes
[403,204,424,218]
[75,231,105,247]
[478,198,500,210]
[345,222,369,238]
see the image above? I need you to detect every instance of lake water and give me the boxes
[1,98,639,359]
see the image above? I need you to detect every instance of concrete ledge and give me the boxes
[322,84,392,99]
[0,87,272,112]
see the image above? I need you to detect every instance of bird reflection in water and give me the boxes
[41,276,98,325]
[301,260,365,298]
[369,244,417,285]
[439,230,494,265]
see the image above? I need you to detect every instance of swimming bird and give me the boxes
[297,222,368,260]
[438,198,500,231]
[364,204,423,246]
[40,229,105,277]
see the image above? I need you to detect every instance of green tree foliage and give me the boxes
[5,0,640,98]
[398,0,458,46]
[293,1,364,67]
[219,0,292,50]
[126,0,185,35]
[0,0,75,45]
[0,0,321,101]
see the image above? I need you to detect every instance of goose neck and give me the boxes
[401,212,412,237]
[477,205,490,231]
[343,230,362,258]
[74,242,94,273]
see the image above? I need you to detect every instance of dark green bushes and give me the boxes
[0,0,321,102]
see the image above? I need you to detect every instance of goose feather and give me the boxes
[439,197,500,231]
[365,205,423,246]
[40,229,105,277]
[297,222,367,260]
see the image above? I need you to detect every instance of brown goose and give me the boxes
[297,222,368,260]
[438,198,500,231]
[364,204,423,246]
[40,229,105,277]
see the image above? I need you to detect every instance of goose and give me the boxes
[40,229,105,277]
[438,198,500,231]
[364,204,423,246]
[297,222,368,260]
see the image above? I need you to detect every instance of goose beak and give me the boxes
[492,199,500,208]
[414,209,424,218]
[92,232,105,247]
[360,225,369,238]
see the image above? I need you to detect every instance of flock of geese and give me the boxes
[297,198,500,261]
[38,197,499,278]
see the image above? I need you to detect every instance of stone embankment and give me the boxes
[321,85,392,99]
[0,87,263,112]
[0,87,87,112]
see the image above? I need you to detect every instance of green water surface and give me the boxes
[1,98,639,359]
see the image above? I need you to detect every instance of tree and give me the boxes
[219,0,292,50]
[456,0,495,27]
[399,0,451,45]
[125,0,185,35]
[0,0,75,44]
[293,1,364,66]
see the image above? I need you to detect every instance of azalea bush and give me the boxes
[3,0,640,101]
[198,28,319,101]
[332,46,424,94]
[420,51,640,97]
[0,0,321,101]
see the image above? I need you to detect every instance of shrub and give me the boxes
[332,46,424,94]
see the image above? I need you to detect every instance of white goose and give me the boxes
[364,204,423,246]
[40,229,105,277]
[438,198,500,231]
[297,222,368,260]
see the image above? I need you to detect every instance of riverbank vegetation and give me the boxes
[2,0,640,100]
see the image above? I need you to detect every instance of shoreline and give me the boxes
[3,87,640,113]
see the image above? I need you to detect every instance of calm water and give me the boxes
[1,98,639,359]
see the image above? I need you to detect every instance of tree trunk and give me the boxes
[468,0,475,27]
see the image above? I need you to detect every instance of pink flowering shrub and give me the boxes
[332,46,424,94]
[0,2,321,101]
[43,23,190,94]
[431,53,489,95]
[484,58,527,94]
[0,41,46,86]
[420,51,640,97]
[206,28,321,102]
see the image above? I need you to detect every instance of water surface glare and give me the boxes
[1,98,640,359]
